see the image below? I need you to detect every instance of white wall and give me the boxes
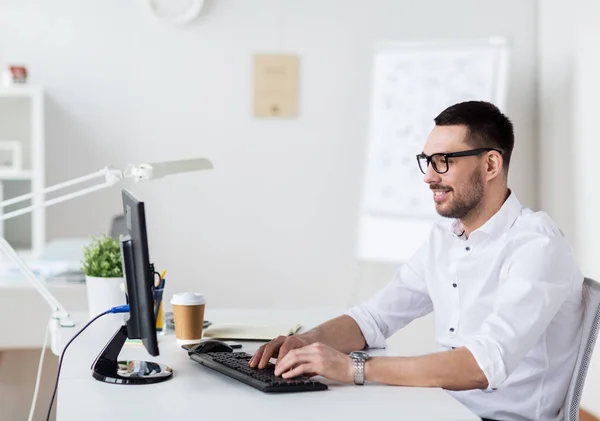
[0,1,539,420]
[539,0,600,416]
[538,0,576,242]
[0,0,539,309]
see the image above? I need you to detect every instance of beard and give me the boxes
[432,169,484,220]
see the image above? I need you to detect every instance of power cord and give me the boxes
[28,319,50,421]
[46,305,130,421]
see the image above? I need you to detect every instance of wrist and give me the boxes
[364,356,405,385]
[295,332,313,345]
[364,357,374,382]
[346,355,354,384]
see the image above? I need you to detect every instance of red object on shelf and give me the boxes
[9,66,28,83]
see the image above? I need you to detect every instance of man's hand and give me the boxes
[273,342,354,384]
[249,335,310,369]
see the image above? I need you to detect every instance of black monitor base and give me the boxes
[91,324,173,384]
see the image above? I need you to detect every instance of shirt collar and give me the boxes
[450,190,522,239]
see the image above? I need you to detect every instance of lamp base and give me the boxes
[59,319,75,328]
[91,324,172,385]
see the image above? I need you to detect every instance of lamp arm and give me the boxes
[0,167,122,328]
[0,167,122,221]
[0,158,213,330]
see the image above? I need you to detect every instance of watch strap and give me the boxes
[353,357,365,385]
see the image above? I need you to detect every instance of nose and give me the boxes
[423,162,441,184]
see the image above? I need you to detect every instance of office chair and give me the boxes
[110,214,126,239]
[563,277,600,421]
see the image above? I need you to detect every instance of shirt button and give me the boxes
[449,327,455,332]
[452,283,457,288]
[465,246,471,251]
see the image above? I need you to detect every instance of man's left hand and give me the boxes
[273,342,354,383]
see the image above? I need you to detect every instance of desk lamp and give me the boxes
[0,158,213,329]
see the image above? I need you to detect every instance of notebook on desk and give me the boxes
[202,323,302,341]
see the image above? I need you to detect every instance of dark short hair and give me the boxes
[434,101,514,172]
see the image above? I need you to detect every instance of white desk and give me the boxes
[0,238,89,349]
[54,308,480,421]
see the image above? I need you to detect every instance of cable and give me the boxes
[45,304,130,421]
[45,311,106,421]
[28,319,50,421]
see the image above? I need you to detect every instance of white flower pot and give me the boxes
[85,276,126,318]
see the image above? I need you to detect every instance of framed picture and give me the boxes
[1,66,28,86]
[0,141,23,171]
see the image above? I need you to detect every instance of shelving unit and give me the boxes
[0,84,45,258]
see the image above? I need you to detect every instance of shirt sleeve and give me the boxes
[345,241,433,348]
[464,230,581,391]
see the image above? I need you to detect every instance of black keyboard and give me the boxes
[188,350,328,393]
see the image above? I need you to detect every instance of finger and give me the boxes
[281,363,317,379]
[274,348,315,376]
[259,337,285,369]
[249,345,265,367]
[277,338,303,362]
[277,341,294,362]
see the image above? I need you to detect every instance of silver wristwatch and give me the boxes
[349,351,369,385]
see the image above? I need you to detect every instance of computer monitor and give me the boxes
[120,188,158,356]
[91,188,173,385]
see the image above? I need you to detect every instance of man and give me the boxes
[249,101,584,421]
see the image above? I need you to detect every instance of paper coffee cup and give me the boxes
[171,292,206,345]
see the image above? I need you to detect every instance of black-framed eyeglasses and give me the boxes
[416,148,503,175]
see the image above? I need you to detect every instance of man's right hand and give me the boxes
[248,335,310,369]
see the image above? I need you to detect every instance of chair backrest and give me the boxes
[110,214,126,239]
[564,277,600,421]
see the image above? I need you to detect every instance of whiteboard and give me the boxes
[356,38,509,263]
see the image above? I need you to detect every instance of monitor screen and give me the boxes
[120,188,159,357]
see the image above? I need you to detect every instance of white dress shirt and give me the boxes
[346,192,584,421]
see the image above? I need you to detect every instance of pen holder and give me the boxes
[153,287,165,333]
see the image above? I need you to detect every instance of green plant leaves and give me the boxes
[81,234,123,278]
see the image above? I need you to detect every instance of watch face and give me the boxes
[351,351,369,360]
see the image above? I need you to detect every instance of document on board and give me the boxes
[253,53,299,118]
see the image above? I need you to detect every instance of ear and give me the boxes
[484,151,503,181]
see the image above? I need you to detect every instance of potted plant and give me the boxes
[81,235,126,317]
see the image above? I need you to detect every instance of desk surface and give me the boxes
[55,308,479,421]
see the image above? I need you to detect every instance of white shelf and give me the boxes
[0,170,33,180]
[0,84,45,257]
[0,84,42,98]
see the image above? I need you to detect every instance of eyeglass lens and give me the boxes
[418,154,448,174]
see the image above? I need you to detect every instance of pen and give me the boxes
[154,269,166,328]
[288,324,302,336]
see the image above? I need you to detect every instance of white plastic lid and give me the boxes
[170,292,205,306]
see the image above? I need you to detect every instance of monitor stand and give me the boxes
[91,324,173,384]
